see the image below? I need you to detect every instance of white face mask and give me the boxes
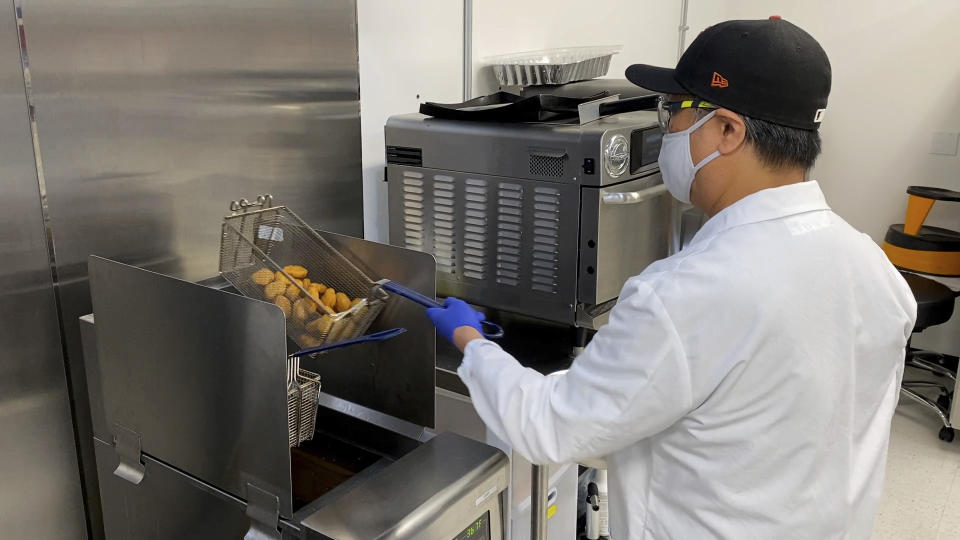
[658,110,720,204]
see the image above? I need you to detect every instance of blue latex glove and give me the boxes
[426,297,485,343]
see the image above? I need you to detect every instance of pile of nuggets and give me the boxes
[251,265,363,346]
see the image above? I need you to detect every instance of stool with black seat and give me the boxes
[899,273,960,442]
[884,185,960,441]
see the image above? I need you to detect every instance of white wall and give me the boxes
[471,0,684,96]
[357,0,464,242]
[685,0,960,354]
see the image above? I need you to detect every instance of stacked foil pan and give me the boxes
[486,45,621,87]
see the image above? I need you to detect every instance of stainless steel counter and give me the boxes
[303,432,509,540]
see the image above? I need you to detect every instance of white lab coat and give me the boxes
[458,181,917,540]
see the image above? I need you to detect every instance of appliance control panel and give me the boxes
[631,126,663,173]
[452,511,491,540]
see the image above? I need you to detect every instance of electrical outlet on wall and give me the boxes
[930,132,959,156]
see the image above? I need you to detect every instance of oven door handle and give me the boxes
[601,183,668,205]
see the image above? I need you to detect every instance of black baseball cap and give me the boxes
[626,17,831,130]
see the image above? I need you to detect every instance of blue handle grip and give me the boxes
[290,327,406,358]
[380,280,442,308]
[478,320,505,339]
[379,280,504,339]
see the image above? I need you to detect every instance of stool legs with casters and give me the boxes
[900,378,955,442]
[897,272,959,442]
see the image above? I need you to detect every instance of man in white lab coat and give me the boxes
[426,18,917,539]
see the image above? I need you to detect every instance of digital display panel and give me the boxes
[452,511,490,540]
[631,127,663,173]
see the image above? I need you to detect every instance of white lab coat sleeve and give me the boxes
[457,278,693,465]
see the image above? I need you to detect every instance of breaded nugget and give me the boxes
[334,292,351,313]
[351,298,363,308]
[292,297,317,323]
[306,315,334,337]
[285,283,302,301]
[292,303,309,324]
[321,288,337,309]
[274,271,293,285]
[273,295,292,317]
[252,268,275,286]
[283,265,308,279]
[264,280,287,300]
[298,333,321,348]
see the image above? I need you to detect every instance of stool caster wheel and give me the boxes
[939,426,955,443]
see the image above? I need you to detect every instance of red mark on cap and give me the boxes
[769,15,782,19]
[711,72,729,88]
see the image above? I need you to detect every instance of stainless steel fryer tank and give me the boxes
[81,234,511,539]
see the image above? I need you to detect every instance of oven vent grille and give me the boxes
[401,173,563,296]
[462,178,488,280]
[529,151,564,178]
[432,175,457,274]
[495,182,523,287]
[530,148,567,178]
[530,186,560,294]
[401,171,425,250]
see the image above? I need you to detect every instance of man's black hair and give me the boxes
[741,115,822,171]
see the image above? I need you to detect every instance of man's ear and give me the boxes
[715,109,747,155]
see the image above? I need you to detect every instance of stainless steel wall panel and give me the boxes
[24,0,363,355]
[26,0,362,285]
[0,4,86,537]
[18,0,362,533]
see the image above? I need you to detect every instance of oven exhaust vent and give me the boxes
[387,146,423,166]
[528,149,565,178]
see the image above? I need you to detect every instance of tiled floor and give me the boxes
[872,398,960,540]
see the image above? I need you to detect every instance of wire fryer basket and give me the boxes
[219,204,386,349]
[286,356,321,447]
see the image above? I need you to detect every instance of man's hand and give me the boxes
[426,297,486,351]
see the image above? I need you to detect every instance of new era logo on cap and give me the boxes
[711,72,729,88]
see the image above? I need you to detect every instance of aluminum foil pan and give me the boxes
[485,45,622,87]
